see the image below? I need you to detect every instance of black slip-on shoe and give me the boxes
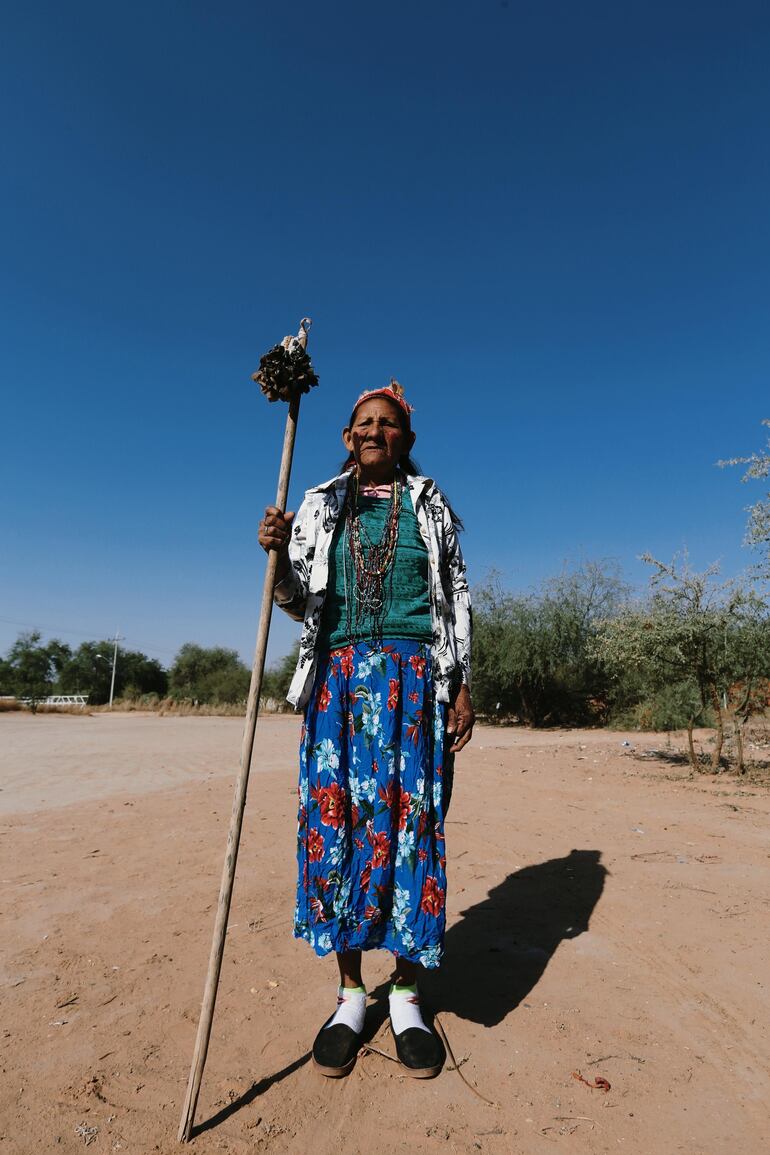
[312,1020,362,1077]
[391,1023,446,1078]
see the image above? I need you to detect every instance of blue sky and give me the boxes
[1,0,769,667]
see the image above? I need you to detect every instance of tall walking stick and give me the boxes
[178,318,318,1143]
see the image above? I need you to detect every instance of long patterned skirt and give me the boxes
[293,639,451,969]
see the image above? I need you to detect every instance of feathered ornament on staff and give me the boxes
[178,318,318,1144]
[252,316,318,402]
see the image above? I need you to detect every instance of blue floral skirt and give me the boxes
[293,639,450,969]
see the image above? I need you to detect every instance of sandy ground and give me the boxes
[1,713,768,1155]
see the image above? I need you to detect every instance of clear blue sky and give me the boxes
[2,0,769,668]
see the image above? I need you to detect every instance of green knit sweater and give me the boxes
[319,489,433,648]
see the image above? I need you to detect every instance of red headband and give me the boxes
[350,379,414,429]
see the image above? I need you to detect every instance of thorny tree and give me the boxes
[720,418,770,578]
[593,554,770,773]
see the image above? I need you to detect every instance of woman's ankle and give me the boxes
[391,964,418,988]
[336,950,363,989]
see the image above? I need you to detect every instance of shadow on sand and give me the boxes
[192,849,606,1135]
[190,1052,311,1138]
[422,848,608,1027]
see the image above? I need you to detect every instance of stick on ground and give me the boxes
[178,320,315,1142]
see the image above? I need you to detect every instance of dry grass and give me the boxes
[35,703,90,715]
[0,700,92,715]
[90,696,249,717]
[0,696,293,718]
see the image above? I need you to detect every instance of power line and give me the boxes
[0,616,178,660]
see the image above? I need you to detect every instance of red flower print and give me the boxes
[418,848,428,862]
[316,682,332,712]
[354,836,364,850]
[439,855,446,870]
[307,828,325,863]
[378,781,396,809]
[318,783,346,828]
[351,803,360,828]
[371,831,391,869]
[408,691,419,704]
[398,788,412,831]
[405,716,422,746]
[420,876,445,917]
[309,896,327,923]
[417,810,428,840]
[364,904,382,923]
[387,677,400,711]
[360,862,372,891]
[339,647,354,677]
[409,654,426,678]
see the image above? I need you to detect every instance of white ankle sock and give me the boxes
[324,985,367,1033]
[389,984,431,1035]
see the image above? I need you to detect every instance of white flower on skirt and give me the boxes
[418,944,441,968]
[349,774,376,806]
[361,692,383,741]
[333,875,352,918]
[328,831,346,866]
[316,738,340,774]
[400,926,416,953]
[396,828,415,867]
[392,885,411,932]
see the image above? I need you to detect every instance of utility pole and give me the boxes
[98,633,124,708]
[109,631,122,708]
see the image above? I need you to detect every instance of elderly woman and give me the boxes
[258,381,473,1079]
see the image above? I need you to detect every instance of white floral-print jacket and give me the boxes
[274,471,472,709]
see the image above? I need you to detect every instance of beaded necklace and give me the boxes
[343,471,403,640]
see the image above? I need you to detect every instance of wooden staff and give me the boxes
[178,320,317,1143]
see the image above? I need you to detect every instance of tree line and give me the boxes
[471,419,770,772]
[471,556,769,768]
[2,421,767,770]
[0,635,299,709]
[4,547,768,765]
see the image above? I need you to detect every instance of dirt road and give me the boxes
[1,713,768,1154]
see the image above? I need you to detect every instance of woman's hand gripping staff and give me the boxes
[259,506,295,586]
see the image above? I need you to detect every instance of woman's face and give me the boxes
[342,397,415,483]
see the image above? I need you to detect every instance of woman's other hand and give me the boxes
[447,684,475,753]
[258,507,295,554]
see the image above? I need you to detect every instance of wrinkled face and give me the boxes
[342,397,415,482]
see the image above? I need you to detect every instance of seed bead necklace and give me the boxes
[343,470,403,640]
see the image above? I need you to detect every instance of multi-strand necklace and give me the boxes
[343,471,402,640]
